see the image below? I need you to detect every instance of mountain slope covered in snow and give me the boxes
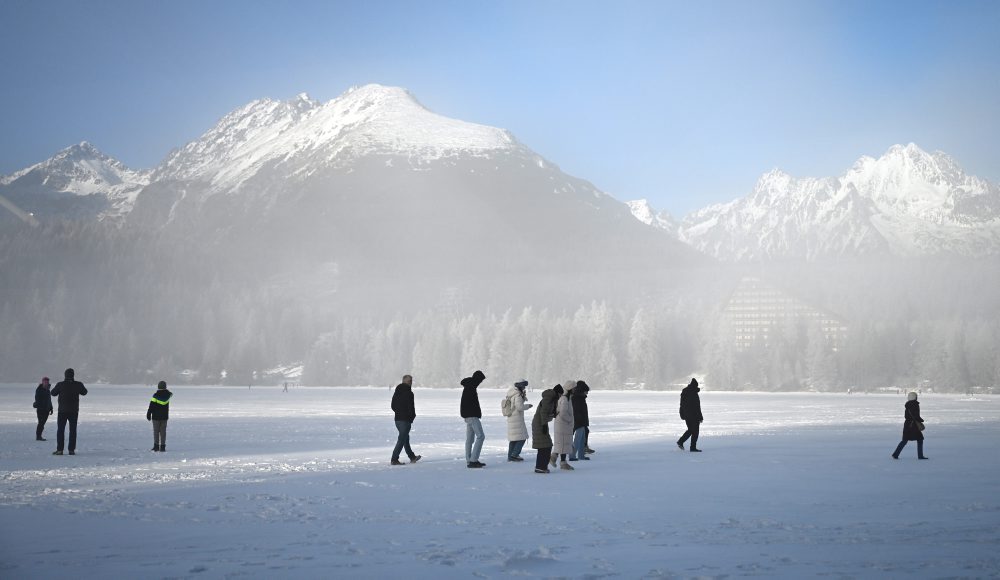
[630,143,1000,261]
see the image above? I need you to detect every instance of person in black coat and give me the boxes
[146,380,172,451]
[460,370,486,468]
[50,368,88,455]
[390,374,421,465]
[570,380,591,461]
[677,378,703,452]
[34,377,53,441]
[892,392,928,460]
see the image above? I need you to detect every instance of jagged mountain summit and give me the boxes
[626,199,678,236]
[0,141,150,221]
[633,143,1000,261]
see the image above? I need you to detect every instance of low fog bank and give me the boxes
[1,221,997,393]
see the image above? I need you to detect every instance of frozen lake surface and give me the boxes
[2,385,998,578]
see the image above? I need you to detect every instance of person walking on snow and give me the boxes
[51,368,87,455]
[677,378,703,452]
[570,380,590,461]
[532,386,560,473]
[146,381,172,451]
[892,392,928,460]
[34,377,53,441]
[551,380,576,470]
[505,380,533,461]
[390,374,421,465]
[460,370,487,468]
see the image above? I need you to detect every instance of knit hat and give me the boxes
[515,380,528,389]
[157,381,168,390]
[553,385,564,396]
[907,392,918,401]
[41,376,50,383]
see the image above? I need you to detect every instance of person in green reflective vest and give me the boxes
[146,381,172,452]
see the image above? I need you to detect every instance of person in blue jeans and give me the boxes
[570,380,591,461]
[390,375,421,465]
[460,370,487,468]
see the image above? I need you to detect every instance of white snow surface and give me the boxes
[2,386,998,578]
[153,84,519,193]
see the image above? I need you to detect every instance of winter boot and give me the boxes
[689,448,702,453]
[560,461,574,471]
[676,441,684,450]
[152,446,159,452]
[534,468,550,474]
[37,437,47,441]
[549,456,557,467]
[159,445,164,452]
[68,450,75,455]
[390,459,405,465]
[52,450,63,455]
[585,447,595,454]
[409,455,421,464]
[467,462,484,468]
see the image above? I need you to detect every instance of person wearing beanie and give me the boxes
[146,380,173,451]
[33,377,53,441]
[531,386,560,473]
[390,374,421,465]
[505,380,533,461]
[50,368,88,455]
[892,392,928,460]
[677,378,703,452]
[460,370,487,468]
[551,380,576,470]
[570,380,591,461]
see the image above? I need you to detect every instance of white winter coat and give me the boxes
[505,386,532,441]
[552,394,575,454]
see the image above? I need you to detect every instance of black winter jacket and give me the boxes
[51,380,88,413]
[391,383,416,422]
[531,389,559,449]
[571,385,590,430]
[902,400,924,441]
[459,371,485,418]
[34,384,53,411]
[147,389,172,421]
[679,384,703,422]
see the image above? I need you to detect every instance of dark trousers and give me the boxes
[392,420,415,461]
[152,420,167,448]
[678,419,700,449]
[535,447,552,470]
[36,409,50,439]
[56,412,79,452]
[892,439,925,458]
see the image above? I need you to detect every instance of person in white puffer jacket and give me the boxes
[505,380,533,461]
[551,380,576,470]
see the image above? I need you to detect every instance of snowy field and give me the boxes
[2,385,999,579]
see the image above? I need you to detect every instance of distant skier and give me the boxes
[891,392,928,460]
[50,368,88,455]
[33,377,53,441]
[504,380,532,462]
[460,370,487,468]
[551,380,576,470]
[531,386,560,473]
[390,374,421,465]
[570,380,590,461]
[146,380,172,452]
[677,378,703,452]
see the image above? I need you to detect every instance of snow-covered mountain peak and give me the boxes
[154,84,518,190]
[626,198,678,234]
[3,141,148,196]
[676,144,1000,261]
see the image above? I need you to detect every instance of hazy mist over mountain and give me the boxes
[2,86,998,393]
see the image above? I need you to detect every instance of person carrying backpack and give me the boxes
[504,380,533,461]
[146,381,172,451]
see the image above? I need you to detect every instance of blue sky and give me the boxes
[1,0,997,216]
